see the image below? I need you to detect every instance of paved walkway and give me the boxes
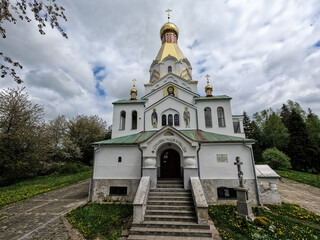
[277,178,320,215]
[1,177,319,240]
[0,179,90,240]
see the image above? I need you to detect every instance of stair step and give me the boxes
[144,215,197,222]
[147,205,194,211]
[132,221,210,230]
[156,184,184,188]
[145,209,195,216]
[150,188,188,192]
[147,200,193,206]
[128,235,212,240]
[129,227,212,237]
[149,192,192,197]
[148,196,192,201]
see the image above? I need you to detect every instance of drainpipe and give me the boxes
[243,141,262,206]
[138,143,143,177]
[89,144,101,202]
[195,108,199,130]
[196,142,201,178]
[143,111,146,131]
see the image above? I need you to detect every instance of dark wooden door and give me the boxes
[160,149,181,178]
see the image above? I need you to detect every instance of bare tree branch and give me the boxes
[0,0,68,83]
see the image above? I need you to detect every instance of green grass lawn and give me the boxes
[67,203,133,240]
[276,169,320,188]
[209,203,320,240]
[0,168,92,209]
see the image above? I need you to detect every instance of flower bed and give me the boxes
[209,204,320,239]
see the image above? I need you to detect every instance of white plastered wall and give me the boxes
[144,97,197,131]
[196,100,236,136]
[112,104,145,138]
[199,143,254,180]
[93,145,141,179]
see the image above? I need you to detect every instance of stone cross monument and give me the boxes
[234,157,254,220]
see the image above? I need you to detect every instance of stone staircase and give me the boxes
[128,179,213,240]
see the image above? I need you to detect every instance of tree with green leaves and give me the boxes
[287,110,319,172]
[68,115,108,165]
[253,108,289,150]
[306,108,320,149]
[47,115,82,163]
[0,87,48,185]
[243,111,253,139]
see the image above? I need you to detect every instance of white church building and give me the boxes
[91,16,262,206]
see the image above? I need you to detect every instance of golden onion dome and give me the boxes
[205,84,213,91]
[160,22,179,39]
[130,88,137,93]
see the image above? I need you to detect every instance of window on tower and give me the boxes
[204,107,212,128]
[162,114,167,126]
[119,111,126,130]
[131,110,137,129]
[218,107,226,127]
[174,114,179,126]
[168,66,172,73]
[168,114,173,126]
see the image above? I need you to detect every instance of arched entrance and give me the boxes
[160,149,181,178]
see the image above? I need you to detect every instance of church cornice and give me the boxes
[144,72,197,87]
[144,94,196,113]
[142,81,199,100]
[112,99,148,105]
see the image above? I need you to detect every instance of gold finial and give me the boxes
[132,78,136,88]
[165,9,172,22]
[205,74,210,85]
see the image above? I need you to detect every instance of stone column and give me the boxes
[142,157,157,189]
[183,157,198,190]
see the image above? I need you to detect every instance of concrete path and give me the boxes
[277,178,320,215]
[0,179,90,240]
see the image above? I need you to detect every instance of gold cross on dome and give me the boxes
[205,74,210,84]
[165,9,172,22]
[132,78,136,88]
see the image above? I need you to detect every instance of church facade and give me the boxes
[92,17,260,205]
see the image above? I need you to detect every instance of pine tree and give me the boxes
[243,111,253,138]
[287,110,319,172]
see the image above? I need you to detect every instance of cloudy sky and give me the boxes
[1,0,320,125]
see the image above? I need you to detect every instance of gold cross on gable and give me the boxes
[165,9,172,22]
[205,74,210,84]
[132,78,136,88]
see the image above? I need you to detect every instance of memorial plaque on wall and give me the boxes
[217,154,228,163]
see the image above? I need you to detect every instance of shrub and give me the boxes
[254,216,271,228]
[262,148,291,170]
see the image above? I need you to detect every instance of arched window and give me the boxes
[162,114,167,126]
[120,111,126,130]
[174,114,179,126]
[131,110,137,129]
[168,114,173,126]
[204,107,212,128]
[218,107,226,127]
[168,66,172,73]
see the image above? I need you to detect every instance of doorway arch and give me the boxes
[160,149,181,178]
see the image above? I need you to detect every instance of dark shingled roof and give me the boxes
[93,129,254,145]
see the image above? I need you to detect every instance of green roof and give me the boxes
[194,95,232,101]
[93,131,157,144]
[93,129,254,145]
[113,99,147,104]
[180,130,253,143]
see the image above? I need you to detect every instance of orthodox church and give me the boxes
[91,14,261,205]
